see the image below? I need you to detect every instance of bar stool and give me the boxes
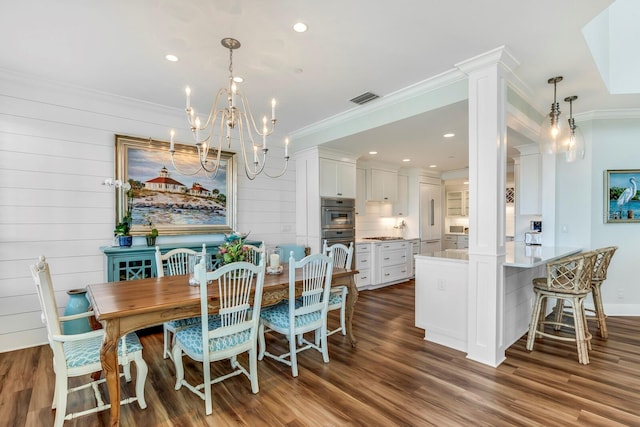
[526,252,596,364]
[554,246,617,339]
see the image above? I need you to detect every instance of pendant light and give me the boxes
[562,95,585,162]
[538,76,564,155]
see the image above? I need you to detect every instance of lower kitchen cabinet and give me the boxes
[355,243,372,289]
[355,240,414,289]
[443,234,469,250]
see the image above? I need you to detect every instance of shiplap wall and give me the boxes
[0,70,296,352]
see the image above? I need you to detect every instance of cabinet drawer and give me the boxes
[381,264,408,282]
[381,249,408,267]
[356,253,370,269]
[356,243,371,254]
[380,241,409,251]
[356,269,371,287]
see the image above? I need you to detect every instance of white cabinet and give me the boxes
[319,158,356,199]
[443,234,469,249]
[355,168,366,215]
[518,153,541,215]
[419,183,442,241]
[355,243,372,289]
[367,168,397,202]
[374,241,411,286]
[409,239,420,277]
[446,190,469,217]
[392,174,408,216]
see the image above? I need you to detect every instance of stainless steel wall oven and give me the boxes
[321,198,355,267]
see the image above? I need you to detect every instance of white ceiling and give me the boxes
[2,0,636,172]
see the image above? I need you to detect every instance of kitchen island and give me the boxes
[414,242,581,358]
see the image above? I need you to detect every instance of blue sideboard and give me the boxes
[100,240,262,282]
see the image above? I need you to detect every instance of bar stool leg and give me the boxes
[591,281,608,339]
[527,292,544,351]
[570,296,589,365]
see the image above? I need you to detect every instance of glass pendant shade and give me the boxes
[538,109,564,155]
[538,76,564,155]
[564,124,584,163]
[562,95,584,163]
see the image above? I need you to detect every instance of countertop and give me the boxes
[415,242,581,268]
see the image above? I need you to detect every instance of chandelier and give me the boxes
[169,37,289,180]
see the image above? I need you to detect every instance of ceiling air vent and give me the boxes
[349,91,380,105]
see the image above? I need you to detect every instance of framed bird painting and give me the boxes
[605,169,640,223]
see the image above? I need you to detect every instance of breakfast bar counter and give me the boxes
[414,242,581,359]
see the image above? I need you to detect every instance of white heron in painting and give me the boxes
[617,177,637,212]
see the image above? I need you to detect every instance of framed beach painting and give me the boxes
[115,134,237,235]
[605,169,639,223]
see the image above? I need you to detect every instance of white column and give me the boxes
[456,47,518,367]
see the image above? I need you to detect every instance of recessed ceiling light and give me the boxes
[293,22,308,33]
[443,133,455,138]
[402,158,411,162]
[429,164,437,168]
[369,151,378,155]
[165,54,178,62]
[233,76,244,83]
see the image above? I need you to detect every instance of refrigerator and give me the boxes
[419,183,442,254]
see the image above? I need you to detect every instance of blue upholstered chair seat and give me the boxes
[63,333,142,368]
[328,291,343,307]
[260,302,321,329]
[174,316,251,355]
[165,314,220,330]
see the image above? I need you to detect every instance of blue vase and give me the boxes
[119,235,133,247]
[63,289,91,335]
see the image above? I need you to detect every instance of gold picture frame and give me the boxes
[115,134,236,235]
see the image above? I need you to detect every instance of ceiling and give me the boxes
[2,0,637,172]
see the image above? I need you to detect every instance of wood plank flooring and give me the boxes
[1,281,639,426]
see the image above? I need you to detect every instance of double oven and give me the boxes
[320,197,355,251]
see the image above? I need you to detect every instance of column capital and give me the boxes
[455,45,519,76]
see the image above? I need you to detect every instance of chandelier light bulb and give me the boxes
[538,76,563,155]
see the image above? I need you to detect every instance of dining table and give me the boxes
[86,266,358,426]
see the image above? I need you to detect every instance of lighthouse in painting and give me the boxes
[143,166,187,194]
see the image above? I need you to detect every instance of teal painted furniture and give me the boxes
[101,240,262,282]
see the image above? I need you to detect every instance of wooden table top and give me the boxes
[87,267,356,321]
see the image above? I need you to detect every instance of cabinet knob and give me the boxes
[383,257,390,260]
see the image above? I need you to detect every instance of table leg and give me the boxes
[100,320,121,426]
[344,275,358,347]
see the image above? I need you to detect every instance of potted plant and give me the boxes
[114,186,134,247]
[145,220,158,247]
[114,215,132,247]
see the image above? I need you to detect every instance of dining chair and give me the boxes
[258,251,334,377]
[243,243,265,265]
[526,252,596,364]
[171,257,266,415]
[275,244,308,261]
[155,244,207,359]
[554,246,618,339]
[30,255,148,427]
[322,240,353,336]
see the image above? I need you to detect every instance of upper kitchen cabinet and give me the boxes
[446,189,469,217]
[319,157,356,199]
[367,168,398,202]
[515,147,541,215]
[392,174,408,216]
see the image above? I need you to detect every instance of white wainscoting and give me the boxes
[0,70,296,352]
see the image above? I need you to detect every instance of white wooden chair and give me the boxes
[243,243,265,265]
[258,251,334,377]
[322,240,353,336]
[171,257,266,415]
[155,244,206,359]
[526,252,596,364]
[30,255,147,427]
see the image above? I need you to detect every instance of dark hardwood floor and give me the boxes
[2,281,640,426]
